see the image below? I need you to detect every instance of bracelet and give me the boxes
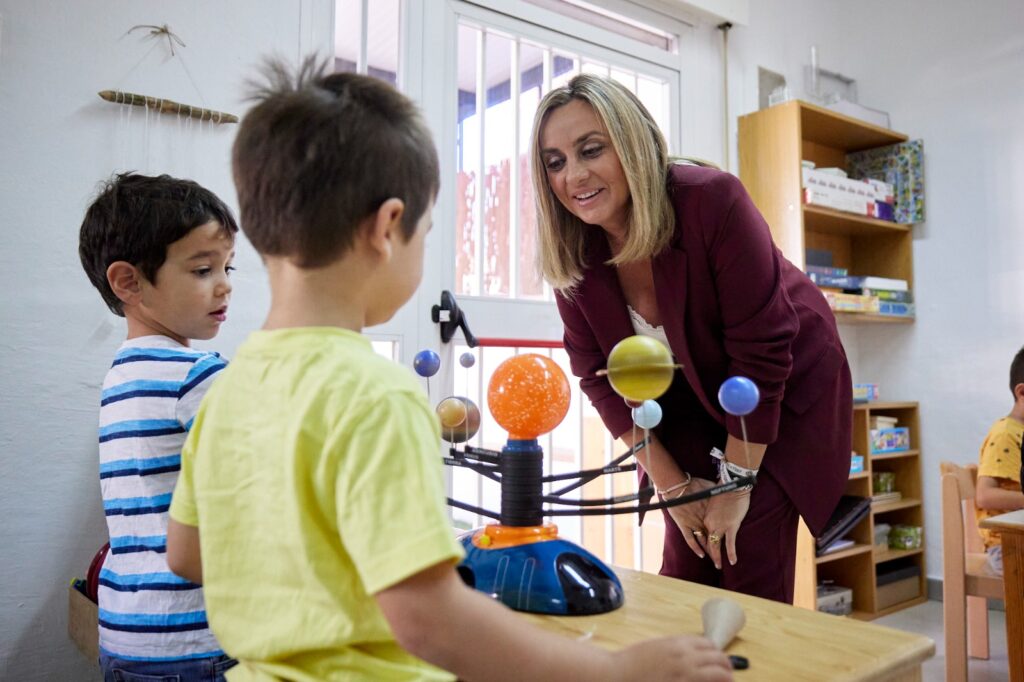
[657,471,692,498]
[709,447,758,492]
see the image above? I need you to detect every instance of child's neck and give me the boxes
[1009,402,1024,423]
[123,308,189,346]
[262,257,369,333]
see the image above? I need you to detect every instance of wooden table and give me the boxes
[980,509,1024,681]
[524,567,934,681]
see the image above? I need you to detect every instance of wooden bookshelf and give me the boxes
[738,100,916,325]
[738,104,925,618]
[790,402,926,619]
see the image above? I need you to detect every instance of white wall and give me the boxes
[0,1,330,678]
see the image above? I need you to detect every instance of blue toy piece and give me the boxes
[631,400,663,429]
[457,532,623,615]
[459,352,476,368]
[413,349,441,377]
[718,376,760,416]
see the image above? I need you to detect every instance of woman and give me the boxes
[531,74,852,603]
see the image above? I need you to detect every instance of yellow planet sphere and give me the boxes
[436,396,482,444]
[606,335,674,402]
[436,397,468,429]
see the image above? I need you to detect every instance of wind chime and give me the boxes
[100,24,237,174]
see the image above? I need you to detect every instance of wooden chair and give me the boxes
[940,461,1005,681]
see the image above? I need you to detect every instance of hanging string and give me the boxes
[143,99,151,173]
[113,39,162,93]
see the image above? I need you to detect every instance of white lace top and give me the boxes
[626,305,671,350]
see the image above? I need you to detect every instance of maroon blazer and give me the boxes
[556,165,852,535]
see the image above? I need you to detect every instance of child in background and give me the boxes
[79,173,238,681]
[166,60,732,682]
[975,345,1024,575]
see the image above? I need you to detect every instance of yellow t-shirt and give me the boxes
[975,416,1024,549]
[170,328,464,681]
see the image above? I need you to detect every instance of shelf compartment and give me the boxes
[805,227,913,288]
[798,100,908,152]
[803,205,912,237]
[817,543,873,565]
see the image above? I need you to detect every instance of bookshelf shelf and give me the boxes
[870,449,920,461]
[873,498,922,514]
[869,596,929,619]
[798,100,907,150]
[856,402,918,410]
[803,205,913,237]
[874,547,924,564]
[817,543,873,565]
[833,312,915,325]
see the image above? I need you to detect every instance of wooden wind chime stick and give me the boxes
[98,90,238,124]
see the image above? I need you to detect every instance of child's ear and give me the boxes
[366,198,405,260]
[107,261,143,307]
[1015,382,1024,402]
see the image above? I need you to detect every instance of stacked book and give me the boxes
[801,162,896,221]
[805,266,915,318]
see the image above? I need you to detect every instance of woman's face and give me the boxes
[539,99,630,237]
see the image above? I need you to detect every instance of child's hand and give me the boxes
[610,635,734,681]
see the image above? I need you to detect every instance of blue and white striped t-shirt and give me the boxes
[97,335,226,661]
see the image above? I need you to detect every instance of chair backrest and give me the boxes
[939,462,985,556]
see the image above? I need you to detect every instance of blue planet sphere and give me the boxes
[414,349,441,377]
[631,400,663,429]
[718,376,760,416]
[459,352,476,368]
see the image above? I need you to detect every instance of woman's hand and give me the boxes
[664,477,718,559]
[702,490,751,569]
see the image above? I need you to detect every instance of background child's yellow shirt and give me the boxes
[171,328,464,681]
[975,416,1024,549]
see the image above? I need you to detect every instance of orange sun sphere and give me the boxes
[487,354,570,440]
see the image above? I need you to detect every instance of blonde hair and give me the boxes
[530,74,675,291]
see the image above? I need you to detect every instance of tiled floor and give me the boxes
[874,600,1010,681]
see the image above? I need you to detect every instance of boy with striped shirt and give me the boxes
[79,173,238,681]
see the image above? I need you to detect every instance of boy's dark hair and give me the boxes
[1010,346,1024,396]
[232,58,439,267]
[79,173,239,316]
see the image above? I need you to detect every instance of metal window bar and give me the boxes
[509,37,521,299]
[475,29,486,296]
[395,0,406,91]
[357,0,369,75]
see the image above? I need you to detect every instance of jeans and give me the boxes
[99,653,237,682]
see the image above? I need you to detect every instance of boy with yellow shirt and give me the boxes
[975,345,1024,575]
[166,60,732,682]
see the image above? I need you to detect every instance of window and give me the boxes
[453,12,674,301]
[334,0,401,85]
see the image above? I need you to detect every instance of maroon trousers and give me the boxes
[658,469,800,603]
